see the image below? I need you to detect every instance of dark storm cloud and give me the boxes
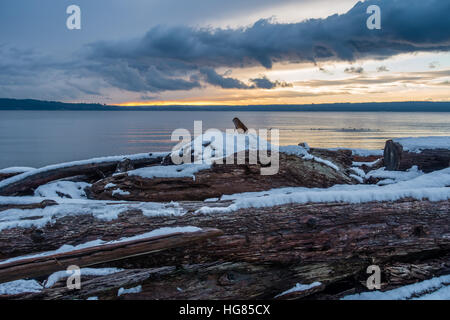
[376,65,389,72]
[199,68,251,89]
[344,66,365,74]
[197,69,293,89]
[249,76,293,89]
[82,0,450,93]
[2,0,450,98]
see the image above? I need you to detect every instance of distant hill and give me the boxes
[1,98,450,112]
[0,99,113,111]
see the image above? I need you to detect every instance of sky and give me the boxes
[0,0,449,105]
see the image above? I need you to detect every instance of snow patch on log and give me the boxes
[171,131,272,164]
[196,168,450,214]
[0,152,167,190]
[275,281,322,298]
[280,145,340,171]
[34,181,91,199]
[0,167,35,174]
[111,188,131,196]
[128,163,211,181]
[350,174,364,183]
[342,274,450,300]
[118,285,142,296]
[44,267,124,288]
[327,148,383,157]
[0,199,185,231]
[352,159,381,167]
[393,136,450,153]
[350,167,366,178]
[367,166,424,184]
[0,279,43,295]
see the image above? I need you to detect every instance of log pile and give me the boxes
[0,198,448,300]
[0,127,448,300]
[0,228,222,283]
[0,154,166,196]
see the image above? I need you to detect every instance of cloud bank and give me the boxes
[1,0,449,99]
[83,0,450,93]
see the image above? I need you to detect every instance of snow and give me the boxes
[353,159,381,167]
[350,167,366,178]
[44,268,124,288]
[366,166,423,183]
[328,148,384,157]
[350,174,364,183]
[393,136,450,153]
[0,167,34,174]
[87,296,99,300]
[196,168,450,214]
[0,198,185,231]
[34,181,91,199]
[275,282,322,298]
[415,285,450,300]
[0,226,202,266]
[342,274,450,300]
[0,196,57,205]
[105,183,116,189]
[128,163,211,181]
[0,152,167,190]
[280,145,340,171]
[112,188,130,196]
[0,279,43,295]
[171,131,272,165]
[118,285,142,296]
[347,165,424,185]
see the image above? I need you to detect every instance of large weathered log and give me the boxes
[0,198,448,299]
[0,154,166,196]
[89,152,354,202]
[0,228,222,283]
[384,139,450,172]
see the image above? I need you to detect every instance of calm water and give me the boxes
[0,111,449,169]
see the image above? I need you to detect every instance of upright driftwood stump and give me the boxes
[232,117,248,133]
[384,139,450,172]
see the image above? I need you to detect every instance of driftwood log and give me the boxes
[232,117,248,133]
[0,198,448,300]
[0,154,166,196]
[89,152,354,202]
[0,228,222,283]
[384,140,450,172]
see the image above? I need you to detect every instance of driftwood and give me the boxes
[384,140,450,172]
[232,117,248,133]
[0,154,165,196]
[89,152,354,202]
[0,228,222,283]
[0,173,20,182]
[0,198,448,299]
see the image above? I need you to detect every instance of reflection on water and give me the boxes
[0,111,449,168]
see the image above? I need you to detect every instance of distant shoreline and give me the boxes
[1,99,450,112]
